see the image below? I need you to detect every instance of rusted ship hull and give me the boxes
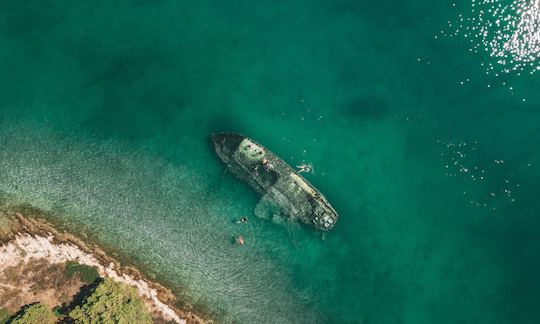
[212,133,338,231]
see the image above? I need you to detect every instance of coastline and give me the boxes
[0,211,207,324]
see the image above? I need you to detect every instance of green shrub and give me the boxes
[52,306,63,317]
[69,278,152,324]
[0,308,10,324]
[64,261,99,284]
[10,303,56,324]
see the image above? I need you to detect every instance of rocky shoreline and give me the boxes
[0,211,206,324]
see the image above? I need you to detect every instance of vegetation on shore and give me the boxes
[69,278,153,324]
[63,261,100,284]
[0,308,10,324]
[0,263,153,324]
[10,303,56,324]
[0,210,204,324]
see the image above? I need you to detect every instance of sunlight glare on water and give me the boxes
[447,0,540,75]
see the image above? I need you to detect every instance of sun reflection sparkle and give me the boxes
[446,0,540,75]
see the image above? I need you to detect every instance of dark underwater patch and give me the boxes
[0,0,70,38]
[342,95,389,122]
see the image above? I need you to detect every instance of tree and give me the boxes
[0,308,10,324]
[64,261,99,284]
[10,303,56,324]
[69,278,152,324]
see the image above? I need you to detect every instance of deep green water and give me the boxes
[1,0,540,323]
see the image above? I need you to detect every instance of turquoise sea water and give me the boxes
[1,0,540,323]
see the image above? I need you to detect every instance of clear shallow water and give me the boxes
[1,1,540,323]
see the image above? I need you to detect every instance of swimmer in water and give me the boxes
[297,163,313,173]
[236,235,244,245]
[236,216,248,224]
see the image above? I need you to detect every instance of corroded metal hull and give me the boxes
[212,132,338,231]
